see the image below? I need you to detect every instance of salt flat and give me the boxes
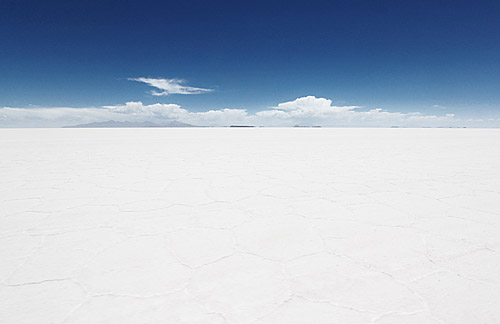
[1,128,500,323]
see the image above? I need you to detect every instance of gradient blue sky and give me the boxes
[1,0,500,126]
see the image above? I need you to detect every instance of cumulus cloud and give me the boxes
[104,102,188,118]
[129,77,213,96]
[274,96,359,114]
[1,96,498,128]
[0,107,120,128]
[252,96,465,127]
[104,102,249,126]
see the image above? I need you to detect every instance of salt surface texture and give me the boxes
[1,128,500,323]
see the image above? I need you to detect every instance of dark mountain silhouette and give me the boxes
[64,120,196,128]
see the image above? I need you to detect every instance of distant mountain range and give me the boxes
[63,120,196,128]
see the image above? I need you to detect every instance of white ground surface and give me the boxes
[1,128,500,324]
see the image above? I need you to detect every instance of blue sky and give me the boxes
[1,0,500,127]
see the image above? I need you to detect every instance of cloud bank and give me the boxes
[129,78,213,96]
[1,96,498,127]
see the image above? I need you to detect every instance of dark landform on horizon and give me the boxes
[64,120,196,128]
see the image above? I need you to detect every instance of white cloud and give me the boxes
[252,96,463,127]
[0,107,120,128]
[274,96,359,114]
[104,102,188,118]
[129,77,213,96]
[1,96,498,128]
[102,102,249,126]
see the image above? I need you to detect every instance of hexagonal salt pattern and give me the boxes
[1,128,500,323]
